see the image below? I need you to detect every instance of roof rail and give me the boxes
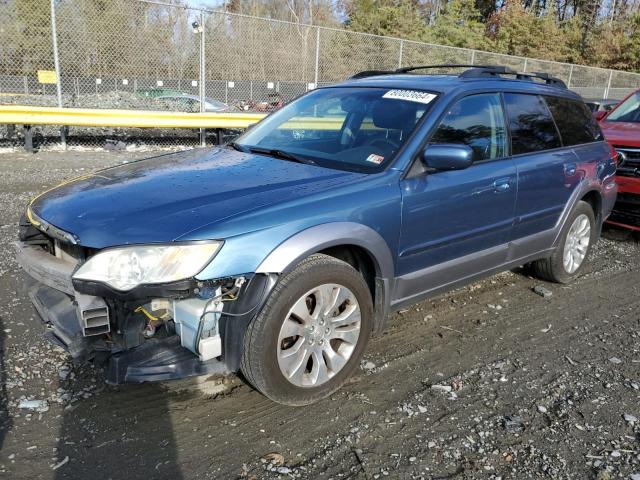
[395,64,502,74]
[350,70,396,79]
[531,71,567,88]
[459,66,517,78]
[349,64,506,79]
[349,64,567,88]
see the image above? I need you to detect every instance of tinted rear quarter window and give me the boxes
[543,96,603,145]
[503,93,561,155]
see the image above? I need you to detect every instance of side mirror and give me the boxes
[594,110,608,121]
[422,144,474,170]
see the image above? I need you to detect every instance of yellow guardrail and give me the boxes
[0,105,267,129]
[0,105,382,131]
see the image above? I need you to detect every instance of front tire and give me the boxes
[241,254,373,405]
[531,200,596,283]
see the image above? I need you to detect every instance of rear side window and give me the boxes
[430,93,507,162]
[503,93,561,155]
[544,96,603,145]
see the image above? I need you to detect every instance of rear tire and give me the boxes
[531,200,596,283]
[241,254,373,405]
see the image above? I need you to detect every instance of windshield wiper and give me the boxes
[246,146,315,165]
[226,141,248,152]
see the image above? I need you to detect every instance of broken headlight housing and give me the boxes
[73,242,222,291]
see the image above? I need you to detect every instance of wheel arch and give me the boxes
[256,222,395,279]
[553,183,604,247]
[255,222,395,334]
[580,189,603,222]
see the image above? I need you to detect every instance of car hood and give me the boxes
[600,121,640,147]
[30,148,362,249]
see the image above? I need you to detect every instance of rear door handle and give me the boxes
[493,178,511,193]
[565,162,577,176]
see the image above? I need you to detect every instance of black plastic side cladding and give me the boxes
[219,273,277,372]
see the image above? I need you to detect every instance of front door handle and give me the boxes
[493,178,511,193]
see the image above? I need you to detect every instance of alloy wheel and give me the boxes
[277,283,361,388]
[563,213,591,274]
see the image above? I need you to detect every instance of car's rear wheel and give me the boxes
[531,200,596,283]
[241,254,372,405]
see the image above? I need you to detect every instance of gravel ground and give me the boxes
[0,150,639,480]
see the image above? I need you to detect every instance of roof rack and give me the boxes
[396,64,504,74]
[350,70,397,79]
[459,66,516,78]
[531,71,567,88]
[349,64,567,88]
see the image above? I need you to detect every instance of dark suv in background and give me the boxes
[16,65,617,405]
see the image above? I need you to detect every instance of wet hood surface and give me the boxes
[600,121,640,147]
[31,148,361,248]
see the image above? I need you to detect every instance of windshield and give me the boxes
[234,87,437,173]
[606,92,640,122]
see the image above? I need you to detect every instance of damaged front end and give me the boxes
[15,210,274,384]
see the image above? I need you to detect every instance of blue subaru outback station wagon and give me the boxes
[16,65,617,405]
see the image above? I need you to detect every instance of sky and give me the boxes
[187,0,227,9]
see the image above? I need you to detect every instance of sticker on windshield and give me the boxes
[366,154,385,165]
[382,89,437,105]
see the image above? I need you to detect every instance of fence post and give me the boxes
[314,27,320,87]
[470,50,475,65]
[567,64,574,88]
[199,10,206,147]
[522,58,528,73]
[604,69,614,98]
[50,0,66,148]
[398,40,404,69]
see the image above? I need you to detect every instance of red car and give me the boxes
[596,90,640,231]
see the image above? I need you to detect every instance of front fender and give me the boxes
[256,222,395,279]
[196,221,395,281]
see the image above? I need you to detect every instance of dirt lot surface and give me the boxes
[0,151,639,480]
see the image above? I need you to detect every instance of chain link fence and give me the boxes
[2,0,640,151]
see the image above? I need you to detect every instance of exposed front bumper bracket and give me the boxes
[14,241,76,295]
[106,336,230,384]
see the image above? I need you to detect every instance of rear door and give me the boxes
[543,95,608,190]
[504,93,577,240]
[397,93,517,300]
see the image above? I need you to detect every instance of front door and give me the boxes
[396,93,517,302]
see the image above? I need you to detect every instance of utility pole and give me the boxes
[197,11,206,147]
[50,0,66,148]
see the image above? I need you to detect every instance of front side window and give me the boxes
[544,96,603,145]
[430,93,507,162]
[606,91,640,123]
[504,93,561,155]
[235,87,436,173]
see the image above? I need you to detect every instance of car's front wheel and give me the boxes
[241,254,373,405]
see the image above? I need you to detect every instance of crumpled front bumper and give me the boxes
[14,241,89,357]
[14,240,230,383]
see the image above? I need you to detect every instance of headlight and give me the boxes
[73,242,222,291]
